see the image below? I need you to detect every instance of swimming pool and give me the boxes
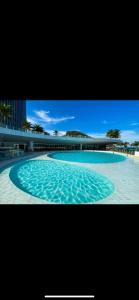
[1,151,139,204]
[48,151,126,164]
[9,159,114,204]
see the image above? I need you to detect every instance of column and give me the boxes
[80,144,82,150]
[28,141,34,151]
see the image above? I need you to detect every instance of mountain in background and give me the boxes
[64,130,92,138]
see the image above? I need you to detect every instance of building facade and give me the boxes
[0,126,120,152]
[0,100,26,130]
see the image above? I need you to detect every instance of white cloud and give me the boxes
[120,130,139,142]
[130,122,139,126]
[58,131,66,136]
[88,132,106,139]
[34,110,75,125]
[47,130,66,136]
[101,120,108,124]
[27,117,36,125]
[88,130,139,142]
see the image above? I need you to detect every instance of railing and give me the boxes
[0,125,119,140]
[113,148,135,155]
[0,126,90,137]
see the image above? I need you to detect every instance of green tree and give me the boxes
[0,103,12,127]
[117,141,129,146]
[44,131,50,135]
[22,120,32,131]
[32,124,44,133]
[131,141,139,146]
[124,142,129,147]
[106,129,121,139]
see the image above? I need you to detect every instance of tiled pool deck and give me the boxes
[0,151,139,204]
[0,153,49,204]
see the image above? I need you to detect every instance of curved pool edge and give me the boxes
[0,154,99,205]
[9,158,115,204]
[47,150,127,164]
[45,151,128,168]
[46,152,118,204]
[0,154,51,204]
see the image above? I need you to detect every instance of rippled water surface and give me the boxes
[9,160,114,203]
[48,151,126,163]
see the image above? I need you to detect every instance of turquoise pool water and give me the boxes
[9,160,114,204]
[48,151,126,164]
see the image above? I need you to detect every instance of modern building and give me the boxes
[0,101,120,152]
[0,100,26,130]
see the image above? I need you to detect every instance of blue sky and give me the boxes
[27,100,139,142]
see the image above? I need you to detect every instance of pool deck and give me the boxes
[0,153,50,204]
[0,151,139,204]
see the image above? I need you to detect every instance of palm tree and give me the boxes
[53,130,58,136]
[117,141,129,146]
[0,103,12,127]
[44,131,50,135]
[106,129,121,139]
[32,124,44,133]
[22,120,32,131]
[131,141,139,146]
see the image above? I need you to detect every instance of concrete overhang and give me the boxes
[0,127,120,145]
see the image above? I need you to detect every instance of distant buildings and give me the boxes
[0,100,26,130]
